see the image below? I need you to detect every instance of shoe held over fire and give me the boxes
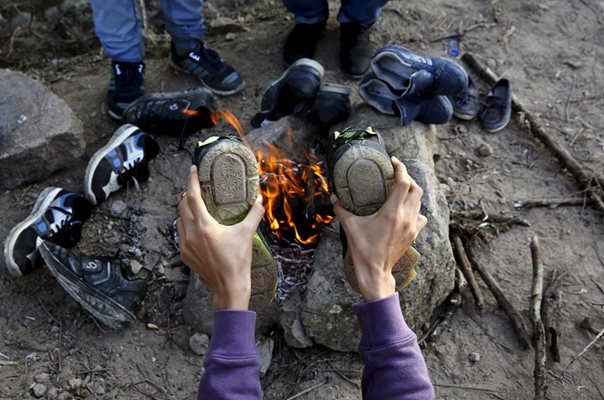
[192,136,277,310]
[84,124,159,206]
[122,87,217,137]
[327,127,420,292]
[4,188,92,276]
[479,78,512,133]
[39,242,147,331]
[251,58,324,128]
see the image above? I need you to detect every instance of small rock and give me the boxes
[130,260,143,274]
[208,17,244,34]
[468,352,481,363]
[34,372,50,383]
[475,143,493,157]
[128,246,143,257]
[256,337,274,377]
[58,392,71,400]
[31,383,47,398]
[68,378,82,390]
[94,385,105,396]
[225,32,237,41]
[110,200,127,214]
[189,333,210,356]
[47,387,60,400]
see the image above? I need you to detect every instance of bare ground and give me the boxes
[1,0,603,399]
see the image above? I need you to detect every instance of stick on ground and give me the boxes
[530,236,547,400]
[452,235,485,309]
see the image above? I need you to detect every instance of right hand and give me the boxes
[331,156,428,302]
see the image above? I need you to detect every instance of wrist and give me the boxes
[212,284,251,310]
[357,273,396,302]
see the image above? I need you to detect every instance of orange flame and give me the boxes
[211,110,245,138]
[180,108,200,117]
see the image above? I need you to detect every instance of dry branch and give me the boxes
[461,53,604,216]
[530,236,547,400]
[513,197,593,209]
[452,235,485,309]
[465,245,531,350]
[559,326,604,378]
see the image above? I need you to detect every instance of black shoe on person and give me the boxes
[479,78,512,133]
[3,188,92,276]
[340,22,372,79]
[84,124,160,206]
[39,242,147,331]
[283,22,326,65]
[170,41,244,96]
[122,87,217,137]
[107,61,145,121]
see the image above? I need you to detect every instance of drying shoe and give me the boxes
[122,87,217,137]
[4,188,92,276]
[251,58,324,128]
[340,22,372,78]
[308,83,351,131]
[170,41,244,96]
[327,127,421,293]
[283,22,325,65]
[359,74,452,126]
[107,61,145,120]
[479,78,512,133]
[450,76,478,120]
[192,136,277,310]
[39,242,147,331]
[370,44,468,97]
[84,124,160,206]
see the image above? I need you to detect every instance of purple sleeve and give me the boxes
[353,293,435,400]
[197,310,262,400]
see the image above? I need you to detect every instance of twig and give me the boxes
[579,0,603,24]
[462,52,604,216]
[433,382,500,393]
[285,379,329,400]
[429,22,488,42]
[452,235,485,309]
[325,362,360,388]
[451,210,531,226]
[564,75,576,123]
[558,326,604,378]
[513,196,592,209]
[542,269,565,362]
[465,245,531,349]
[530,236,547,400]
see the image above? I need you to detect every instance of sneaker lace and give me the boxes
[117,159,144,189]
[116,63,144,93]
[199,46,224,69]
[47,206,71,234]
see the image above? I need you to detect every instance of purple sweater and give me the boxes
[197,294,435,399]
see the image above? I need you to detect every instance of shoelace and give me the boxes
[198,46,224,70]
[46,206,72,234]
[115,63,144,93]
[116,159,143,190]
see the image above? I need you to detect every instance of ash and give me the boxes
[271,239,316,304]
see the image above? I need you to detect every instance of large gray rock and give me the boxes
[300,105,456,352]
[0,69,85,189]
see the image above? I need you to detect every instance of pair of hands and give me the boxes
[177,157,427,309]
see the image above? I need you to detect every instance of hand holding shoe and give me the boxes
[177,165,265,310]
[331,157,427,302]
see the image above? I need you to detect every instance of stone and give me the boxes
[68,378,82,390]
[256,337,274,377]
[58,392,71,400]
[130,260,143,275]
[300,105,456,352]
[31,383,47,398]
[469,352,481,362]
[207,17,245,34]
[189,332,210,356]
[94,385,105,395]
[110,200,127,215]
[0,69,85,189]
[279,288,313,348]
[34,372,50,383]
[47,387,60,400]
[475,143,494,157]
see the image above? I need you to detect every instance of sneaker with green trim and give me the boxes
[192,136,277,310]
[327,127,421,293]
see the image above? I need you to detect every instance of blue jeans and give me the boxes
[283,0,389,27]
[89,0,205,62]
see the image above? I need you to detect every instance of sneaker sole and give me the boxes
[196,140,277,309]
[84,124,140,206]
[39,243,136,331]
[332,145,420,292]
[453,110,476,121]
[107,108,124,121]
[3,187,63,277]
[168,60,245,96]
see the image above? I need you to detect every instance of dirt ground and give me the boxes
[1,0,603,399]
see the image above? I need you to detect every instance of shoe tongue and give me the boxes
[402,70,434,97]
[394,98,421,126]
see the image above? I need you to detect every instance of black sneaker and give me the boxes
[192,136,277,310]
[122,87,217,137]
[250,58,324,128]
[479,78,512,133]
[283,22,325,65]
[327,127,420,293]
[308,83,352,132]
[451,76,478,120]
[107,61,145,121]
[39,242,147,331]
[84,124,160,206]
[340,23,372,79]
[170,41,244,96]
[3,188,92,277]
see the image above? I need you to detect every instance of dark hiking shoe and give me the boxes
[327,127,420,293]
[283,22,325,65]
[340,22,372,79]
[479,78,512,133]
[4,188,92,277]
[308,83,351,131]
[359,74,452,125]
[122,87,217,137]
[39,242,147,331]
[192,136,277,310]
[450,76,478,120]
[170,41,244,96]
[370,44,468,97]
[84,124,160,206]
[251,58,324,128]
[107,61,145,120]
